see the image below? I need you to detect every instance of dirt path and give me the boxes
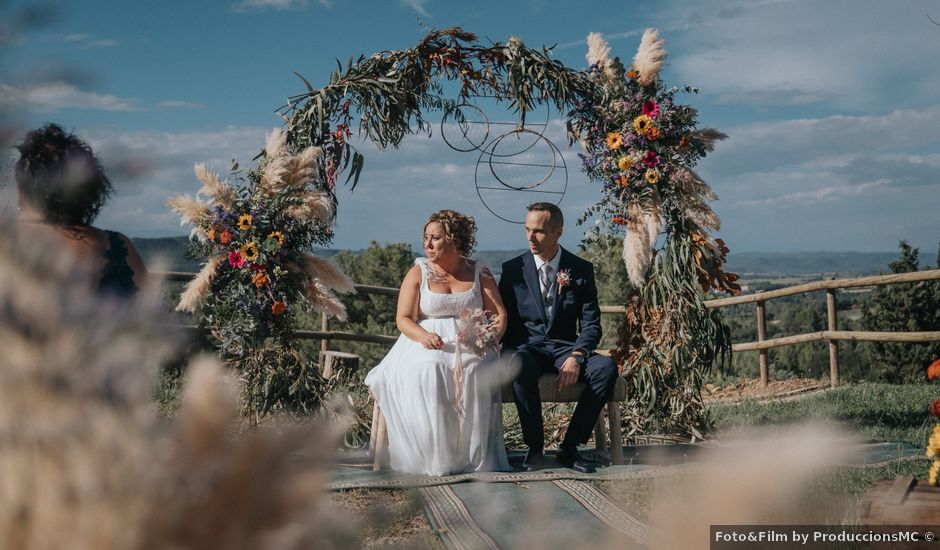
[703,378,828,403]
[330,488,443,548]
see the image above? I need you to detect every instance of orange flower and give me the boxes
[931,399,940,418]
[219,230,232,245]
[252,271,269,288]
[605,132,623,150]
[271,300,287,316]
[618,175,630,188]
[645,126,661,140]
[928,358,940,380]
[207,227,216,241]
[626,70,639,79]
[612,216,628,225]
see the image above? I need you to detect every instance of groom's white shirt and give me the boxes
[532,248,561,299]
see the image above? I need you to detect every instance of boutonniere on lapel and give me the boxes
[556,269,572,294]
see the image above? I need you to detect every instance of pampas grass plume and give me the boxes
[287,191,335,223]
[264,127,287,158]
[194,163,236,208]
[167,195,211,227]
[633,28,667,86]
[176,256,222,313]
[300,254,355,295]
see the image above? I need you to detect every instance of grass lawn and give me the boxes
[629,381,938,525]
[706,382,937,447]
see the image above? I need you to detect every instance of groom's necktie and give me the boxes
[540,263,555,316]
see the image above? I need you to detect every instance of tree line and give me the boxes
[318,239,940,385]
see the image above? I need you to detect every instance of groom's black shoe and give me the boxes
[555,446,596,473]
[522,449,545,472]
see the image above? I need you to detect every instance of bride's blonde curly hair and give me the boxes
[424,209,477,258]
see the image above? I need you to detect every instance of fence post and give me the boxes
[755,293,768,387]
[320,311,330,354]
[826,289,839,387]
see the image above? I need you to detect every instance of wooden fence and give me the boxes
[162,268,940,388]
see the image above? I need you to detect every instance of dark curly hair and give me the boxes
[424,209,477,258]
[15,124,113,226]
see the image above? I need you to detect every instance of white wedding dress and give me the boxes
[365,258,511,476]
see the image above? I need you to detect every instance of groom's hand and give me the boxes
[558,355,581,390]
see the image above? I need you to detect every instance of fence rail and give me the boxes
[160,267,940,388]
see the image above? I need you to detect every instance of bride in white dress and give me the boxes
[365,210,511,475]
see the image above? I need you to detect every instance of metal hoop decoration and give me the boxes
[484,103,551,158]
[474,135,568,224]
[486,128,557,191]
[440,103,490,153]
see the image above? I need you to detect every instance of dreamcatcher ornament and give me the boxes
[572,29,740,294]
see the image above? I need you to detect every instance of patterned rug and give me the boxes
[419,480,653,549]
[328,441,922,490]
[329,446,698,490]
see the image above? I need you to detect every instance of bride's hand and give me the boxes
[420,331,444,350]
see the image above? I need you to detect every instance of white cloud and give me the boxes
[698,106,940,251]
[662,0,940,109]
[61,33,119,48]
[158,100,205,109]
[232,0,308,12]
[0,82,139,112]
[400,0,429,17]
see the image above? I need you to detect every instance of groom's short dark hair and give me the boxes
[526,202,563,229]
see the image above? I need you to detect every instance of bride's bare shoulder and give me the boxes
[401,263,423,286]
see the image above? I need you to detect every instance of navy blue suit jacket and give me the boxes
[498,248,602,354]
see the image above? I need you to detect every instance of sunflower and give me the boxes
[617,156,634,171]
[240,241,260,262]
[605,132,623,150]
[633,114,652,134]
[237,214,253,231]
[644,169,660,185]
[267,230,286,246]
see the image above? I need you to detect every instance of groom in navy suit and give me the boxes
[498,202,618,473]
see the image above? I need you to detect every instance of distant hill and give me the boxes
[725,251,899,276]
[133,237,902,278]
[131,236,341,272]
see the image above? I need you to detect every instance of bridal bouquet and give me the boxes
[458,308,500,356]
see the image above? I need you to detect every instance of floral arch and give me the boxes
[169,27,738,433]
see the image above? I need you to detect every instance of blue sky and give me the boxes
[2,0,939,254]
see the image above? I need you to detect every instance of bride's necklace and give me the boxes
[427,259,469,287]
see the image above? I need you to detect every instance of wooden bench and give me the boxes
[370,374,628,471]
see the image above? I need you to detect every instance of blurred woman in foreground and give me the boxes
[14,123,147,296]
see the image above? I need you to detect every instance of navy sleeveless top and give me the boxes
[97,230,138,297]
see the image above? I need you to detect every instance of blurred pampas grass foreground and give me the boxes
[0,221,356,549]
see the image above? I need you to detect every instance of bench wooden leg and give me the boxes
[608,400,624,465]
[370,401,390,471]
[594,410,608,453]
